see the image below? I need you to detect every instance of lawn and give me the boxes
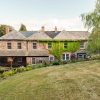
[0,60,100,100]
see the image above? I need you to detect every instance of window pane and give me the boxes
[64,42,68,48]
[80,42,84,48]
[18,43,22,49]
[62,54,66,60]
[48,42,52,49]
[7,43,12,49]
[66,54,69,60]
[33,43,37,49]
[49,56,54,61]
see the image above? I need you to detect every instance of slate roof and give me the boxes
[54,30,90,41]
[21,31,38,38]
[28,49,49,56]
[45,31,61,38]
[0,30,26,40]
[28,31,52,40]
[0,30,90,41]
[0,50,27,56]
[0,49,49,57]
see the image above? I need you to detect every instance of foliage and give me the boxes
[50,41,80,62]
[0,25,12,36]
[0,60,100,100]
[25,65,33,71]
[19,24,27,31]
[52,61,60,65]
[16,66,26,73]
[81,0,100,54]
[2,70,16,77]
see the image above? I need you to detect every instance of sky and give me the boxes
[0,0,96,31]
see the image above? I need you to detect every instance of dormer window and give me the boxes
[33,42,37,49]
[80,42,85,49]
[48,42,52,49]
[64,42,68,48]
[7,42,12,49]
[17,42,22,49]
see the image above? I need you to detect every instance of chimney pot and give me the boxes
[54,26,57,33]
[5,27,10,34]
[41,26,45,32]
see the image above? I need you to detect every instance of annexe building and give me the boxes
[0,27,90,67]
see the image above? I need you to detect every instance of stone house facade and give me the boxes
[0,27,90,67]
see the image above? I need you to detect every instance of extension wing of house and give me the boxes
[0,27,90,67]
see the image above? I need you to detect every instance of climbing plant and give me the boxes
[39,41,80,62]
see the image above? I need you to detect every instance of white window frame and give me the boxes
[80,42,85,49]
[7,42,12,49]
[62,53,70,61]
[33,42,37,49]
[32,57,36,64]
[48,42,52,49]
[77,54,86,59]
[17,42,22,49]
[49,56,54,61]
[64,42,68,49]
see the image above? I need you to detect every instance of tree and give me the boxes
[19,24,27,31]
[81,0,100,55]
[0,25,12,36]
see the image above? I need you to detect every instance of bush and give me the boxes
[16,66,26,73]
[0,67,5,74]
[2,70,16,77]
[25,65,33,71]
[52,61,60,65]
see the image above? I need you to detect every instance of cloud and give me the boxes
[0,17,87,31]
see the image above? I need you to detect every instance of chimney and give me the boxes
[54,26,57,33]
[41,26,45,32]
[5,27,10,34]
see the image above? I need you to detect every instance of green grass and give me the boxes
[0,60,100,100]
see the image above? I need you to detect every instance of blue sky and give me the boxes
[0,0,95,30]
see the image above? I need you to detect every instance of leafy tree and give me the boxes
[0,25,12,36]
[19,24,27,31]
[81,0,100,54]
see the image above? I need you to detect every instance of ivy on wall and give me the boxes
[39,41,80,62]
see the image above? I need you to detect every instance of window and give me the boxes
[33,42,37,49]
[7,42,12,49]
[77,53,86,59]
[80,42,84,49]
[48,42,52,49]
[64,42,68,48]
[49,56,54,61]
[62,53,70,61]
[62,54,66,61]
[66,54,70,60]
[32,58,36,64]
[17,42,22,49]
[17,57,22,63]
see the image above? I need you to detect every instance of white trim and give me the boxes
[33,42,37,49]
[32,57,36,64]
[62,53,70,61]
[80,42,85,49]
[49,56,54,61]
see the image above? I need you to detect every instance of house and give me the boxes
[0,26,90,67]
